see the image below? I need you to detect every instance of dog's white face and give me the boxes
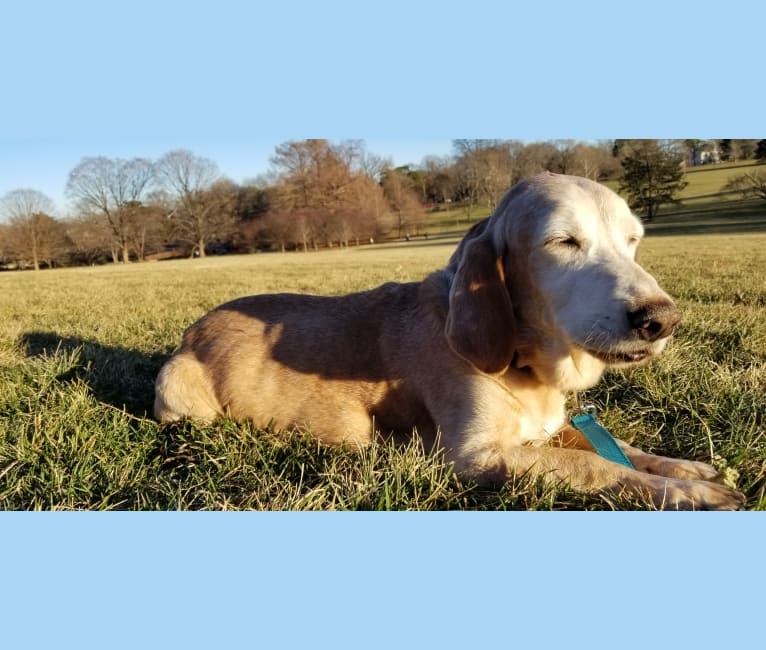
[514,174,680,372]
[446,173,681,391]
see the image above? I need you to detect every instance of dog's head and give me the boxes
[445,172,680,390]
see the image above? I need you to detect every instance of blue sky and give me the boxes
[3,2,762,215]
[2,1,765,647]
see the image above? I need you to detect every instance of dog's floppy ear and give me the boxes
[445,230,515,374]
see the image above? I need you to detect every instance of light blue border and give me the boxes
[2,513,762,648]
[1,2,763,648]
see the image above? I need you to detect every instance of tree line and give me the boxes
[1,138,764,270]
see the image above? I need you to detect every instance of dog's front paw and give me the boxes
[649,477,745,511]
[650,457,720,482]
[625,450,727,484]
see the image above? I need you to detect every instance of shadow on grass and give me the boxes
[645,199,766,237]
[20,331,166,418]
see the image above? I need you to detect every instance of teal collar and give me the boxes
[570,395,634,469]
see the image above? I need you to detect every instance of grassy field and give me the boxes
[1,225,764,510]
[427,160,766,238]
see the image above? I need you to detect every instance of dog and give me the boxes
[155,172,744,510]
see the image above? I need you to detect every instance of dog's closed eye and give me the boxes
[546,235,584,251]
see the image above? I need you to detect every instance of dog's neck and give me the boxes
[511,341,606,394]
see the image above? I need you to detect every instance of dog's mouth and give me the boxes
[582,346,652,366]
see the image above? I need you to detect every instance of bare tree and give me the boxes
[420,155,457,204]
[120,200,167,261]
[565,143,623,180]
[155,150,230,257]
[552,139,579,173]
[477,145,515,210]
[514,141,560,180]
[452,140,516,215]
[355,149,391,184]
[381,168,426,238]
[254,209,296,252]
[65,212,116,265]
[0,223,9,264]
[724,171,766,201]
[65,157,154,263]
[270,139,358,211]
[266,140,389,250]
[0,189,60,270]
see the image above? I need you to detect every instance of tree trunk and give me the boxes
[32,238,40,271]
[197,239,206,257]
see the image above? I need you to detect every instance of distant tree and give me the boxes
[155,150,234,257]
[513,141,560,180]
[724,171,766,201]
[266,139,386,249]
[718,139,734,162]
[420,155,457,204]
[252,208,295,252]
[736,139,757,160]
[0,189,63,270]
[475,145,515,209]
[353,149,391,184]
[452,154,481,218]
[66,156,155,263]
[343,172,386,245]
[121,200,167,261]
[270,140,358,211]
[551,140,579,174]
[677,139,700,164]
[233,183,270,223]
[451,139,502,157]
[380,167,426,238]
[612,139,629,159]
[754,140,766,162]
[452,140,516,215]
[65,212,115,265]
[396,165,427,201]
[563,142,622,180]
[720,139,758,162]
[0,223,9,264]
[619,140,687,221]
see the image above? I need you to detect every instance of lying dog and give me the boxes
[155,172,744,509]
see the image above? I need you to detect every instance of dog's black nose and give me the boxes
[627,302,681,342]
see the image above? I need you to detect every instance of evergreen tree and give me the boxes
[719,139,733,161]
[618,140,687,221]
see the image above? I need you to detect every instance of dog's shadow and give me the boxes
[20,331,167,418]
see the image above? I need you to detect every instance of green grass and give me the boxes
[604,159,765,204]
[423,204,492,235]
[678,160,763,201]
[1,233,764,510]
[601,160,766,236]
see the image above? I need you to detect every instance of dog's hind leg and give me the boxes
[154,353,222,423]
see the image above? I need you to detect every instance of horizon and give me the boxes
[0,138,456,217]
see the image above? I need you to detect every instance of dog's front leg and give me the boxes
[551,425,732,486]
[452,443,744,510]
